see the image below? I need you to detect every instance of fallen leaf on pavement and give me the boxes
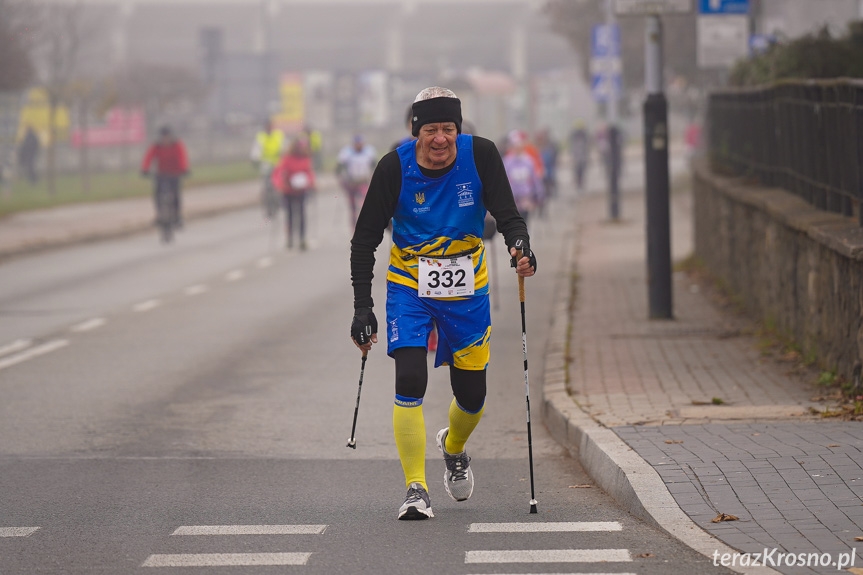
[828,444,840,448]
[711,513,739,523]
[665,440,684,444]
[847,568,863,575]
[854,536,863,541]
[691,400,710,405]
[635,553,655,558]
[568,484,592,488]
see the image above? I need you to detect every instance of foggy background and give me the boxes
[2,0,863,175]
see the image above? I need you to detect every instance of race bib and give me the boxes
[418,255,475,298]
[289,172,310,189]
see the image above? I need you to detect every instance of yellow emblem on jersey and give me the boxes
[415,192,425,205]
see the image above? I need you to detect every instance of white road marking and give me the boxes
[465,549,632,564]
[469,522,622,533]
[225,269,245,281]
[0,339,32,358]
[257,256,273,268]
[0,527,40,537]
[184,284,209,296]
[172,525,327,536]
[142,553,311,567]
[133,299,161,312]
[70,317,106,333]
[0,340,69,372]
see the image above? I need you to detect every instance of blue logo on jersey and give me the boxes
[457,182,475,208]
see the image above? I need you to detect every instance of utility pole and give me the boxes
[605,0,621,220]
[643,15,673,319]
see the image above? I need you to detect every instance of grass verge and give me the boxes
[0,161,256,218]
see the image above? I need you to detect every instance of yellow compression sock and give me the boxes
[445,398,484,454]
[393,398,427,490]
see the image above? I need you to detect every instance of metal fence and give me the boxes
[708,79,863,227]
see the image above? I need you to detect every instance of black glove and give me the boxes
[510,238,537,273]
[351,307,378,345]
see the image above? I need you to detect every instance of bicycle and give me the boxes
[152,174,181,244]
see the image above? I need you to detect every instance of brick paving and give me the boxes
[567,188,863,573]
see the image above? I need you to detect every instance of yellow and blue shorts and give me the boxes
[386,282,491,371]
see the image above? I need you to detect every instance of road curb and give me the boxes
[540,206,780,575]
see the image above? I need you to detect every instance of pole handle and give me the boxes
[516,249,526,303]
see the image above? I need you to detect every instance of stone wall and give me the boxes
[694,161,863,385]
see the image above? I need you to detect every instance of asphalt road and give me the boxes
[0,157,731,574]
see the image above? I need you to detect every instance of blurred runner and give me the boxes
[17,126,40,184]
[336,134,377,225]
[274,137,316,251]
[301,124,323,171]
[504,131,544,225]
[250,119,285,221]
[569,120,590,193]
[141,125,188,237]
[535,128,559,202]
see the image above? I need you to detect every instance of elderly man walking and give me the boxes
[349,87,537,520]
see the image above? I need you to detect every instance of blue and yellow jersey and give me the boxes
[387,135,488,298]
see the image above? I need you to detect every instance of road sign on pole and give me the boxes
[590,24,622,102]
[697,14,749,68]
[698,0,749,14]
[615,0,691,15]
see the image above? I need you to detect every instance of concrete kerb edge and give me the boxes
[0,193,261,262]
[539,196,780,575]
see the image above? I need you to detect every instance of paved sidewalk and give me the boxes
[0,174,337,260]
[542,185,863,575]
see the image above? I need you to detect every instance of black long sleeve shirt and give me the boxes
[350,135,529,310]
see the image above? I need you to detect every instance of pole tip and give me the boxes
[346,439,356,449]
[529,500,538,514]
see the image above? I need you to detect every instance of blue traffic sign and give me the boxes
[699,0,749,14]
[591,24,621,59]
[591,24,622,102]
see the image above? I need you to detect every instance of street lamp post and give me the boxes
[643,14,673,319]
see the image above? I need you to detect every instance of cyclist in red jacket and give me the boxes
[141,126,189,228]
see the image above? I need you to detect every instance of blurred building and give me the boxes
[56,0,592,150]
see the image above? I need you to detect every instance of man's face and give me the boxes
[416,122,457,169]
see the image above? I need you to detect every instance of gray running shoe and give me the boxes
[398,482,434,520]
[436,427,474,502]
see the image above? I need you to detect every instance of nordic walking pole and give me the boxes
[346,349,368,449]
[491,240,500,311]
[517,248,538,514]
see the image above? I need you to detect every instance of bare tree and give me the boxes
[102,62,208,169]
[0,0,35,92]
[30,1,101,194]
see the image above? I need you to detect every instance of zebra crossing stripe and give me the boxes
[0,527,40,537]
[465,549,632,563]
[469,522,622,533]
[172,525,327,536]
[142,553,311,567]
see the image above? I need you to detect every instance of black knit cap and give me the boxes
[411,97,463,137]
